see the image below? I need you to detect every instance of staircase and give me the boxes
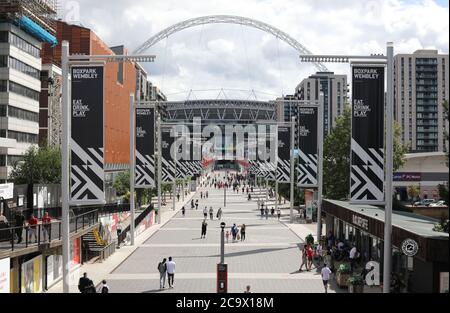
[82,228,115,263]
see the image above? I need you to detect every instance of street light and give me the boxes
[220,222,226,264]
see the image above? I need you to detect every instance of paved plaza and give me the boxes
[103,172,342,293]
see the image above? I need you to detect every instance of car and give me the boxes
[429,200,447,207]
[414,199,435,206]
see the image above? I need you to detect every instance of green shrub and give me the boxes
[347,275,364,285]
[337,263,351,274]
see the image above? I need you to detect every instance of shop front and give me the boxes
[323,199,449,293]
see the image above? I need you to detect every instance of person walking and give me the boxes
[181,206,186,217]
[158,258,167,289]
[98,280,109,293]
[27,214,38,243]
[240,224,246,241]
[200,191,203,199]
[206,191,209,198]
[216,207,223,220]
[307,245,314,270]
[195,200,199,210]
[244,285,251,293]
[276,208,281,220]
[116,221,123,246]
[14,210,25,244]
[203,207,208,219]
[191,199,194,209]
[264,207,269,220]
[42,212,52,242]
[78,272,94,293]
[299,245,308,272]
[166,257,176,288]
[201,220,208,239]
[349,243,358,272]
[209,207,214,220]
[225,230,230,243]
[321,264,332,293]
[270,207,275,217]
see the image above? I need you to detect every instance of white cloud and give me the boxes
[58,0,449,100]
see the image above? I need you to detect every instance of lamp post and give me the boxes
[220,222,226,264]
[217,221,227,293]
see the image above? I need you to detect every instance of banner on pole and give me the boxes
[350,65,385,204]
[297,106,318,187]
[276,126,291,182]
[161,127,175,183]
[70,66,105,204]
[135,107,155,188]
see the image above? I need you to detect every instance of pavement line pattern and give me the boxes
[106,172,340,293]
[107,273,323,280]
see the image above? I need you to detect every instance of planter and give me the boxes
[336,272,350,288]
[348,284,364,293]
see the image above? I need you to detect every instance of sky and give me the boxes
[57,0,449,101]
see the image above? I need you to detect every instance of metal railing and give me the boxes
[0,210,98,253]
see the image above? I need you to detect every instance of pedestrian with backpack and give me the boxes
[158,258,167,289]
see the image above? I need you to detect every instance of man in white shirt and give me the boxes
[349,243,357,272]
[166,256,176,288]
[321,264,332,293]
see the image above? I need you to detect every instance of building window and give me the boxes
[4,105,39,122]
[0,31,40,58]
[0,80,40,101]
[6,155,23,166]
[0,55,40,79]
[7,130,38,144]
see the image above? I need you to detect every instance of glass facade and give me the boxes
[415,58,439,151]
[0,104,39,122]
[0,55,40,79]
[0,80,40,101]
[0,31,40,58]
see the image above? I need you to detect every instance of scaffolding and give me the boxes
[0,0,57,35]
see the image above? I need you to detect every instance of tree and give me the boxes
[407,185,420,203]
[323,104,408,200]
[8,145,61,184]
[323,105,352,199]
[113,171,130,197]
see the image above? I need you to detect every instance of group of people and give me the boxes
[0,210,53,244]
[225,223,246,242]
[258,202,282,220]
[157,257,176,289]
[78,272,109,293]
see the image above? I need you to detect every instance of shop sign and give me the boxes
[401,238,419,257]
[352,214,369,230]
[393,172,421,182]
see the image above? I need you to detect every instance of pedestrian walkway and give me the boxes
[46,190,197,293]
[94,172,342,293]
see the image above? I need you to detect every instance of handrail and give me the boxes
[0,209,99,253]
[117,204,155,244]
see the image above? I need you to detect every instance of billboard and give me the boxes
[161,127,175,182]
[276,126,291,182]
[21,255,42,293]
[350,65,385,204]
[297,106,318,187]
[135,107,156,188]
[70,66,105,204]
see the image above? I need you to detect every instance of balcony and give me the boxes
[416,59,438,65]
[416,93,438,99]
[415,67,437,72]
[416,80,438,86]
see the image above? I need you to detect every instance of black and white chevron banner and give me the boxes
[297,106,318,187]
[135,107,155,188]
[135,152,155,187]
[276,159,291,183]
[161,128,175,183]
[297,152,318,187]
[276,126,291,183]
[350,139,384,202]
[351,65,385,204]
[70,66,104,203]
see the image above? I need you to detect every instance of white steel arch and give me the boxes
[134,15,328,72]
